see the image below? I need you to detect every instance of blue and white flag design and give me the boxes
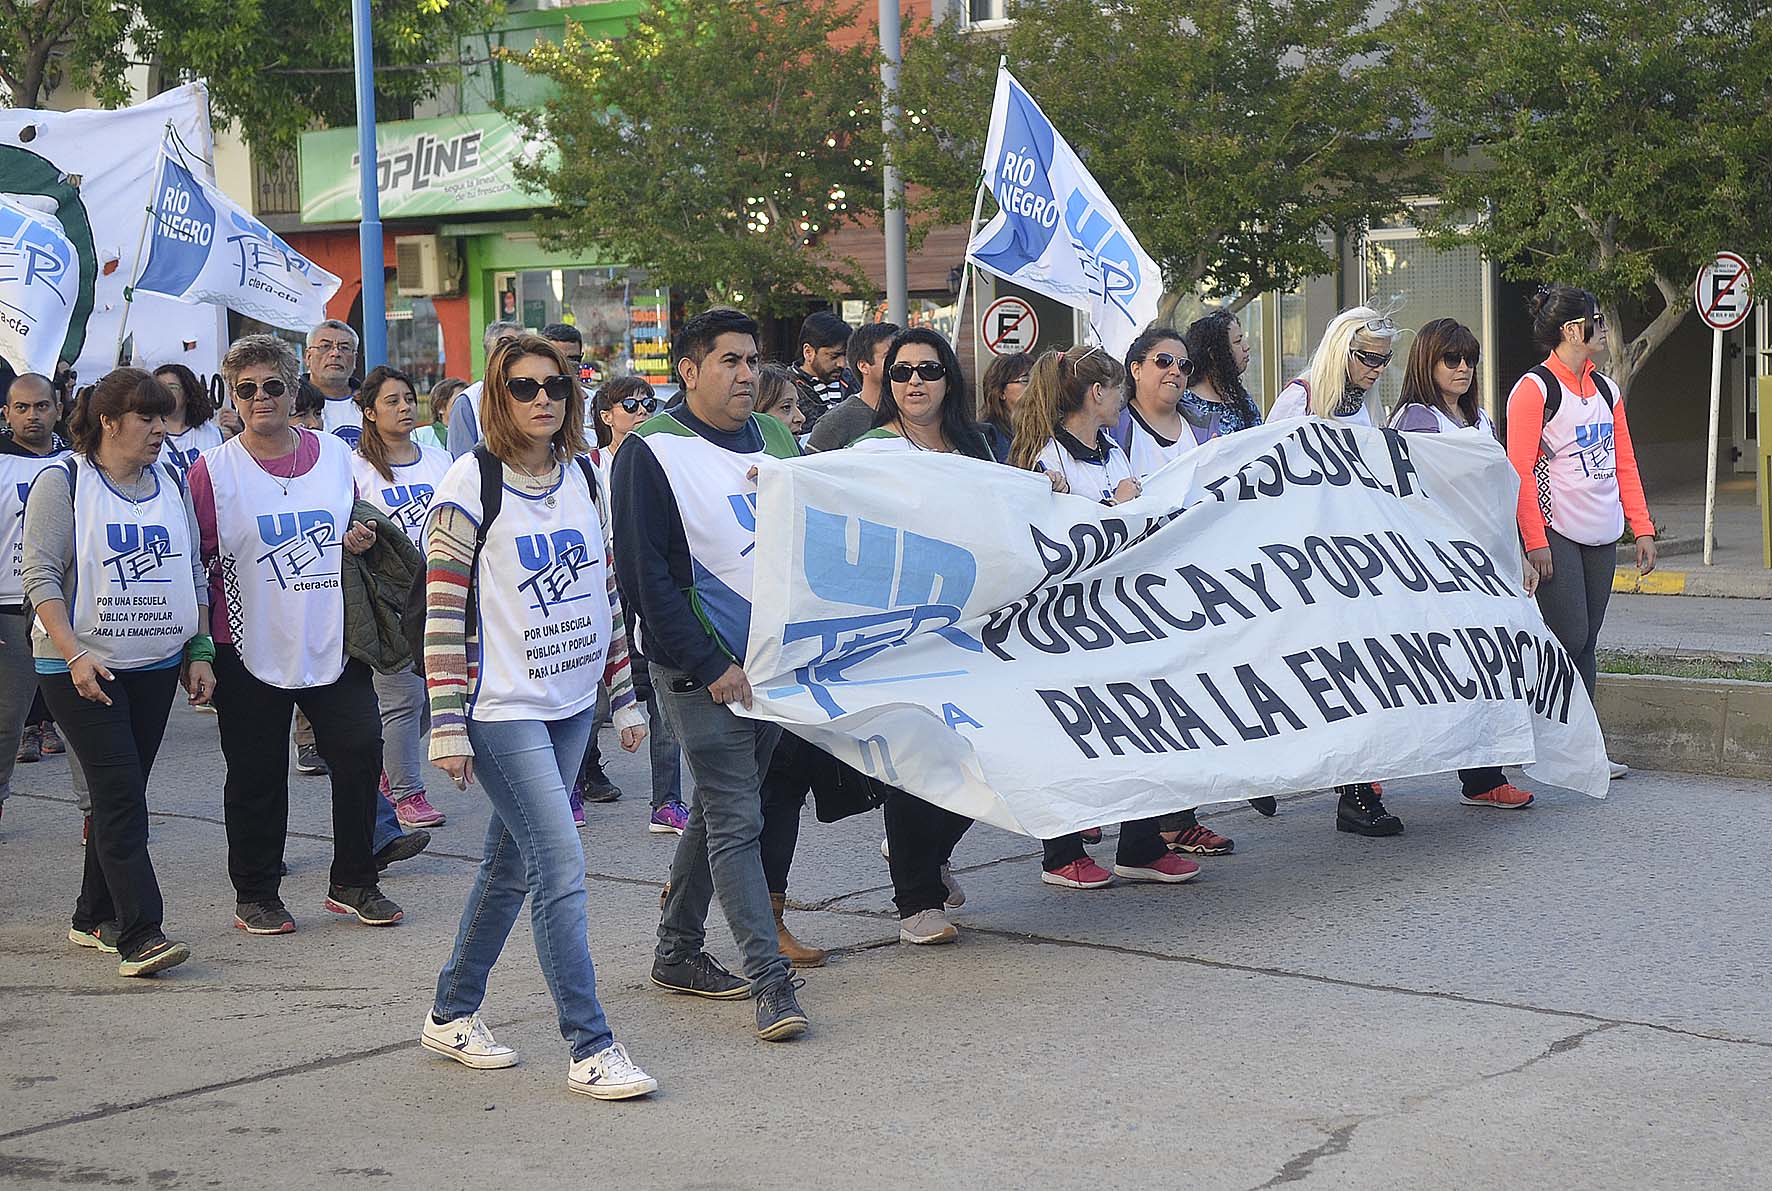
[134,146,340,332]
[0,195,78,376]
[966,67,1164,359]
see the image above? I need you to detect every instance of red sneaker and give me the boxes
[395,792,446,828]
[1462,782,1534,809]
[1040,858,1114,889]
[1113,854,1201,884]
[1079,827,1104,844]
[1167,824,1234,855]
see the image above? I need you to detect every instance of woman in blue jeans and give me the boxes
[419,335,656,1101]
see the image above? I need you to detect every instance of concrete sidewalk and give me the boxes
[2,706,1768,1191]
[1616,477,1771,597]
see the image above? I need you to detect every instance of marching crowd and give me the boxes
[0,280,1653,1101]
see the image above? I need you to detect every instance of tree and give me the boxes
[1392,0,1772,396]
[0,1,501,148]
[896,0,1421,320]
[509,0,882,314]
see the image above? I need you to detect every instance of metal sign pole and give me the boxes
[1704,325,1723,565]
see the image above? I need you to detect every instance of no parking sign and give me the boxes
[982,296,1038,356]
[1695,252,1753,332]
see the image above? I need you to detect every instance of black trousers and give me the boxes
[41,666,179,957]
[760,733,814,896]
[1459,767,1506,795]
[214,647,381,902]
[883,788,972,918]
[1043,817,1166,871]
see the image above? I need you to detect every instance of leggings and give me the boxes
[1533,528,1614,698]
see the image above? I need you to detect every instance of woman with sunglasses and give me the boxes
[1009,346,1199,891]
[421,335,655,1099]
[1117,327,1197,477]
[190,335,395,935]
[1507,286,1654,780]
[1269,306,1401,426]
[589,375,688,838]
[1269,308,1406,836]
[978,351,1033,463]
[852,328,993,458]
[352,365,453,837]
[1390,319,1538,811]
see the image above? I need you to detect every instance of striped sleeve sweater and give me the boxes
[424,502,643,761]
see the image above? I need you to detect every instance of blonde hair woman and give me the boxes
[1268,306,1402,425]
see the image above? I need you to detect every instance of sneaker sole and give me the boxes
[1040,871,1112,889]
[649,974,751,1000]
[68,927,119,954]
[899,926,959,945]
[118,941,189,977]
[756,1015,809,1042]
[376,834,432,869]
[1111,864,1200,884]
[1460,795,1534,809]
[420,1033,519,1070]
[233,915,295,935]
[294,765,326,775]
[322,897,404,926]
[398,814,446,828]
[568,1074,658,1100]
[1172,842,1234,855]
[647,823,684,835]
[1335,819,1404,837]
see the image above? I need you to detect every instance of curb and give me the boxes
[1595,672,1771,780]
[1612,567,1772,599]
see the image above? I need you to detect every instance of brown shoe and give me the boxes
[771,892,827,968]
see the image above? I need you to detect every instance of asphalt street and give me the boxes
[1599,593,1772,656]
[2,699,1767,1190]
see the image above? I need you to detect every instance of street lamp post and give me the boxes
[878,0,908,327]
[351,0,387,369]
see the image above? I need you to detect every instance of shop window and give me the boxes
[497,266,676,387]
[386,276,445,392]
[1362,232,1485,416]
[839,296,961,345]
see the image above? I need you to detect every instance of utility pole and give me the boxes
[878,0,908,326]
[351,0,387,368]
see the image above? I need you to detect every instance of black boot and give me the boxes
[1248,797,1278,817]
[1335,783,1402,837]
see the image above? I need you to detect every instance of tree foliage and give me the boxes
[1393,0,1772,393]
[510,0,881,315]
[0,0,501,148]
[897,0,1420,317]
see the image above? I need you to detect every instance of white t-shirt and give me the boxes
[1034,432,1136,504]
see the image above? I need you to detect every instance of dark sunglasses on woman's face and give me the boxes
[617,396,659,415]
[1350,348,1394,369]
[888,361,947,383]
[1148,352,1194,376]
[507,375,576,404]
[234,378,287,401]
[1440,350,1480,368]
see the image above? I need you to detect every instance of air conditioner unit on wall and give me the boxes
[394,234,460,297]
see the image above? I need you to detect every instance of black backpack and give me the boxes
[1530,364,1616,423]
[403,445,599,677]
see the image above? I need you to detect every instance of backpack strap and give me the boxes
[63,455,77,495]
[574,454,600,508]
[471,444,503,553]
[1591,373,1617,409]
[1529,365,1562,424]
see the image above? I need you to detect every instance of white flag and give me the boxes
[966,67,1164,359]
[132,144,340,332]
[0,195,79,376]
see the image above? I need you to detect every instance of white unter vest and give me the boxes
[208,430,355,688]
[0,449,69,604]
[1530,371,1625,547]
[161,422,225,485]
[352,445,452,551]
[432,453,610,723]
[68,457,199,670]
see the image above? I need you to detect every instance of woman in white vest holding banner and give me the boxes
[1008,346,1200,890]
[23,368,210,976]
[419,334,657,1100]
[352,364,452,832]
[1268,307,1401,426]
[189,335,398,936]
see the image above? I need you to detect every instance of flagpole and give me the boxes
[113,122,175,367]
[951,57,1005,364]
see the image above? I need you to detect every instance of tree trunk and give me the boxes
[1605,273,1689,402]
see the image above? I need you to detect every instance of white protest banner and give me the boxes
[0,83,224,378]
[0,195,78,375]
[742,421,1607,838]
[132,146,340,332]
[965,66,1164,359]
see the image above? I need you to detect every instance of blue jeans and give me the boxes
[373,668,430,804]
[432,705,612,1060]
[373,789,403,853]
[634,658,683,810]
[652,663,787,990]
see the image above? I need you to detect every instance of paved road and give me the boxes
[1600,593,1772,656]
[3,706,1768,1191]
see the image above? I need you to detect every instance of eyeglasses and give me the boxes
[1147,352,1194,376]
[1439,350,1480,368]
[313,342,356,357]
[616,396,659,415]
[1362,315,1400,336]
[887,361,948,384]
[234,378,287,401]
[507,375,576,404]
[1350,348,1394,369]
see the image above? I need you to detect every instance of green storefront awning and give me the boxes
[299,112,554,223]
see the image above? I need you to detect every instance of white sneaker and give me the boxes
[1608,758,1630,779]
[898,908,959,945]
[940,863,965,908]
[421,1012,519,1069]
[568,1042,658,1100]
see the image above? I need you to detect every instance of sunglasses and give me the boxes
[1146,352,1194,376]
[616,396,659,415]
[507,375,576,404]
[1440,350,1480,368]
[234,378,287,401]
[1350,348,1395,369]
[887,361,948,384]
